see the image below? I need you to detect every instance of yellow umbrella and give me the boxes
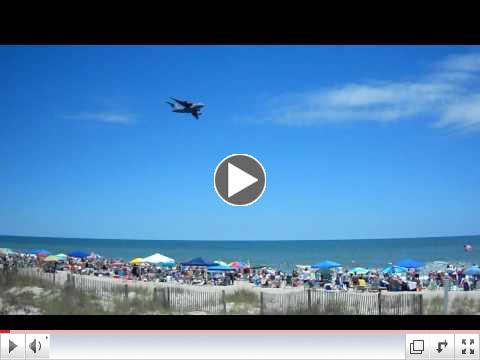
[130,257,144,264]
[44,255,60,262]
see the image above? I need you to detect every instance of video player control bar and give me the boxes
[1,332,479,359]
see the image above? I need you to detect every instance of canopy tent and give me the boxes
[465,266,480,276]
[207,264,235,272]
[130,257,144,265]
[142,253,175,265]
[181,257,215,267]
[395,258,425,269]
[349,267,369,274]
[383,265,408,274]
[0,248,16,256]
[311,260,341,269]
[31,249,51,257]
[67,250,90,258]
[44,255,60,262]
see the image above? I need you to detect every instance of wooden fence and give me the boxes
[16,269,433,315]
[260,288,423,315]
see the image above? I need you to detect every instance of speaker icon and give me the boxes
[29,338,42,354]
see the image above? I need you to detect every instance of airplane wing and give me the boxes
[170,97,193,108]
[191,111,199,120]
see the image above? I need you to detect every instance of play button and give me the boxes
[214,154,266,206]
[9,340,17,353]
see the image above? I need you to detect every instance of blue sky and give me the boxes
[1,45,479,240]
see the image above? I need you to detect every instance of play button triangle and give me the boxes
[9,339,17,353]
[228,162,258,198]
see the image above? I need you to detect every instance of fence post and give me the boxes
[153,287,158,302]
[378,292,382,315]
[443,278,449,315]
[307,288,312,313]
[124,283,129,302]
[419,293,423,315]
[222,290,227,314]
[260,292,264,315]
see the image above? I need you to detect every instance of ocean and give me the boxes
[1,235,479,272]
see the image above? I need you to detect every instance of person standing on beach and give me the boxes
[341,272,350,290]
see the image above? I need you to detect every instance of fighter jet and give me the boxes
[166,97,205,119]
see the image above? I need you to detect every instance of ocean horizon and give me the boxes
[1,234,479,272]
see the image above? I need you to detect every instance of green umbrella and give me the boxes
[350,267,369,274]
[44,255,60,262]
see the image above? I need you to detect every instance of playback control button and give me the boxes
[25,334,50,359]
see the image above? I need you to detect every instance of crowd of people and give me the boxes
[1,252,479,292]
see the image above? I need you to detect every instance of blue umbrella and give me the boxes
[311,260,341,269]
[465,266,480,276]
[67,250,90,258]
[207,264,234,272]
[383,265,408,274]
[395,258,425,269]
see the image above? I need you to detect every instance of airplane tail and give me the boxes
[165,101,175,109]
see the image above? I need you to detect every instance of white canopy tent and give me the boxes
[142,253,175,264]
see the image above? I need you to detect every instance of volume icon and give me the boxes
[29,338,41,354]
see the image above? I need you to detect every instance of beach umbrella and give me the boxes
[55,253,68,261]
[142,253,175,265]
[311,260,341,269]
[0,248,16,256]
[214,260,229,266]
[395,258,424,269]
[31,249,51,256]
[229,261,247,268]
[207,264,234,272]
[67,250,90,258]
[181,257,215,267]
[350,267,369,274]
[465,266,480,276]
[87,252,98,260]
[130,257,144,265]
[383,265,408,274]
[44,255,60,262]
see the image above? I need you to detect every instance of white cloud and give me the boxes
[257,52,480,132]
[66,112,136,125]
[435,94,480,132]
[438,53,480,73]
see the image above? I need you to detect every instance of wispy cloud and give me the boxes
[65,112,136,125]
[255,52,480,132]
